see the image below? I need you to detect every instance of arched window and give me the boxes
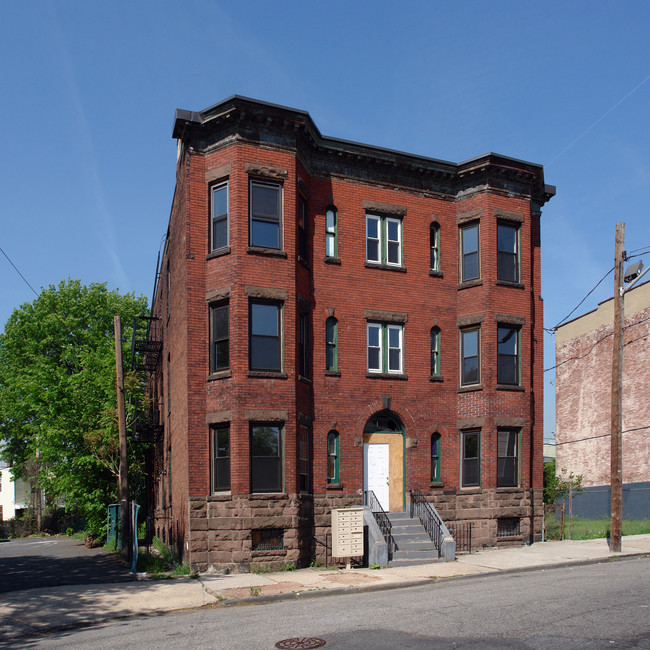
[430,326,441,377]
[325,317,338,371]
[431,433,441,482]
[363,411,402,434]
[327,430,339,484]
[430,223,440,272]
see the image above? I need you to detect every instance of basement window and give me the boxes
[497,517,520,537]
[252,528,284,551]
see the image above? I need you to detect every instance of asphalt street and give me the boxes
[0,537,132,593]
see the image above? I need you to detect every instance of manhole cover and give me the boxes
[275,638,326,649]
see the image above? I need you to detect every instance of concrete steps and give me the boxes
[387,511,440,566]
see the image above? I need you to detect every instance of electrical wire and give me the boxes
[0,245,39,298]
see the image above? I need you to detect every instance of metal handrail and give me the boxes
[409,489,444,552]
[364,490,395,559]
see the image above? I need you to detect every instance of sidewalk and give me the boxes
[1,534,649,641]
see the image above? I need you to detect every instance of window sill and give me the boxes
[246,246,287,258]
[458,384,483,393]
[458,279,483,290]
[496,280,524,289]
[324,370,341,377]
[429,269,443,278]
[364,262,407,273]
[430,375,444,383]
[496,384,525,392]
[208,492,232,501]
[429,481,444,488]
[327,483,343,490]
[324,256,341,265]
[207,370,231,381]
[249,493,287,499]
[496,486,522,492]
[206,247,231,260]
[298,375,312,385]
[366,372,408,380]
[248,371,288,379]
[459,487,482,493]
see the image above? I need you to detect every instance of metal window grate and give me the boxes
[497,517,520,537]
[252,528,284,551]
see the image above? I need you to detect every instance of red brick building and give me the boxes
[141,96,554,571]
[555,280,650,518]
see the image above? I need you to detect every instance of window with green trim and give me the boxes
[367,322,403,374]
[460,223,479,281]
[431,433,441,482]
[430,223,440,271]
[325,317,338,371]
[327,430,339,484]
[325,206,338,258]
[366,214,402,267]
[430,326,441,377]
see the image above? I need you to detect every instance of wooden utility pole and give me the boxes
[610,223,625,553]
[114,315,130,563]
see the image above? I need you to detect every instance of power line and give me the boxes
[554,424,649,446]
[0,245,39,298]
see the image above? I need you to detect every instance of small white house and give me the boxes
[0,465,29,520]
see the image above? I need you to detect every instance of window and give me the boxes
[430,326,441,377]
[167,354,171,416]
[299,312,309,378]
[299,425,310,492]
[430,223,440,271]
[250,180,281,249]
[251,528,284,550]
[211,182,229,251]
[250,423,282,492]
[211,424,230,491]
[366,214,402,267]
[497,222,519,282]
[460,327,480,386]
[497,325,519,385]
[460,223,479,281]
[209,303,229,372]
[497,517,520,537]
[325,206,338,258]
[249,302,281,371]
[327,430,339,484]
[325,317,338,371]
[461,430,480,487]
[431,433,441,482]
[297,194,307,261]
[367,323,403,374]
[497,429,519,487]
[166,262,170,323]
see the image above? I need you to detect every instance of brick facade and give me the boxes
[146,96,553,571]
[555,280,650,489]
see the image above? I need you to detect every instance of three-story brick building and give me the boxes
[142,95,554,571]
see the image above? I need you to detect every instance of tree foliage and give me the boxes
[543,459,585,504]
[0,280,148,535]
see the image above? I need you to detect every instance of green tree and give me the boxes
[543,459,584,504]
[0,280,148,535]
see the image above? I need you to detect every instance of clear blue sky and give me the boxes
[2,1,649,441]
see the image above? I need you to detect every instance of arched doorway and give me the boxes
[363,411,405,512]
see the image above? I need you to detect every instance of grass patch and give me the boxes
[546,515,650,540]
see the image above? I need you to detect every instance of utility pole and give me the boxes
[610,222,624,553]
[114,315,130,563]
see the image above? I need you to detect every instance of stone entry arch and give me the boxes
[363,410,405,512]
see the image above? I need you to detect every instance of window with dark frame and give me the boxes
[430,223,440,271]
[367,322,403,374]
[366,214,402,267]
[211,424,230,492]
[431,432,441,482]
[325,317,338,371]
[298,312,309,378]
[249,301,281,372]
[461,430,480,487]
[299,425,310,492]
[430,326,441,377]
[297,194,307,262]
[250,180,281,249]
[460,223,479,281]
[327,430,339,484]
[497,517,520,537]
[211,182,229,251]
[497,222,519,282]
[209,303,229,373]
[497,429,519,487]
[460,327,480,386]
[250,423,282,493]
[325,206,338,258]
[251,528,284,551]
[497,325,519,385]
